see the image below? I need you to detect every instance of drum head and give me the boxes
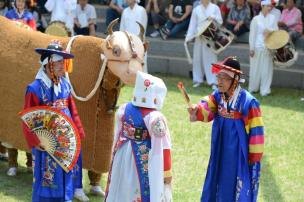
[265,30,289,50]
[45,21,69,37]
[196,19,213,37]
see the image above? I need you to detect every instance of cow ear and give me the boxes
[143,41,149,52]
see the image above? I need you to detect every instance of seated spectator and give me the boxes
[159,0,192,40]
[278,0,303,42]
[270,0,281,23]
[0,0,8,16]
[219,0,235,22]
[226,0,251,36]
[28,1,48,32]
[247,0,261,18]
[74,0,97,36]
[5,0,36,30]
[105,0,128,28]
[145,0,168,37]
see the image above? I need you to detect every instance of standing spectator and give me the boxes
[120,0,148,72]
[145,0,168,37]
[74,0,97,36]
[0,0,8,16]
[278,0,303,42]
[185,0,222,89]
[105,0,128,28]
[249,0,278,96]
[5,0,37,30]
[159,0,192,40]
[270,0,281,23]
[44,0,77,35]
[226,0,251,36]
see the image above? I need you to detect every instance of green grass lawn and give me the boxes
[0,74,303,202]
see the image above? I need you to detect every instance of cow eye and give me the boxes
[112,45,121,57]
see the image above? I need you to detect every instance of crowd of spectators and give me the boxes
[1,0,303,42]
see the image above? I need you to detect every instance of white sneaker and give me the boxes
[90,186,105,196]
[193,82,202,88]
[150,30,160,38]
[7,167,17,176]
[74,188,90,202]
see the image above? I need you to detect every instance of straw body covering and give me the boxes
[132,72,167,110]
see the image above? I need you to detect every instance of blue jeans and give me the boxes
[164,17,190,38]
[106,8,121,27]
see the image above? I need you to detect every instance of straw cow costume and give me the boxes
[188,57,264,202]
[0,16,147,174]
[105,72,173,202]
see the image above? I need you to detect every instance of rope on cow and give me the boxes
[65,35,108,102]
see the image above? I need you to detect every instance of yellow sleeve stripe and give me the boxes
[245,117,264,133]
[202,96,216,113]
[249,144,264,153]
[164,170,172,178]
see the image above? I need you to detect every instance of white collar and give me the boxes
[35,67,62,96]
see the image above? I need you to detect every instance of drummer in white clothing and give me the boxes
[249,0,278,96]
[185,0,223,89]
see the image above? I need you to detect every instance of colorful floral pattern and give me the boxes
[151,117,166,137]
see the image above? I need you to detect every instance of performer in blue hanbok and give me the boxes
[22,40,89,202]
[188,56,264,202]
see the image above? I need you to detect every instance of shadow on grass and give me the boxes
[0,160,32,201]
[260,156,284,202]
[156,73,304,113]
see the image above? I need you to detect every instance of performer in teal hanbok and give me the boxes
[188,56,264,202]
[22,40,89,202]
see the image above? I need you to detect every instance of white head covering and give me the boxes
[36,54,64,96]
[261,0,271,6]
[132,71,167,110]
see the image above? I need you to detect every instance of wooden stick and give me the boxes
[177,82,192,108]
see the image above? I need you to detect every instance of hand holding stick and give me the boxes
[177,82,192,108]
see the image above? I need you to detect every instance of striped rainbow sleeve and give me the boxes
[243,100,264,163]
[196,95,217,122]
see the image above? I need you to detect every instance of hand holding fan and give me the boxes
[19,106,81,172]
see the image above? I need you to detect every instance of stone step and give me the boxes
[147,54,304,89]
[93,4,304,51]
[146,37,304,69]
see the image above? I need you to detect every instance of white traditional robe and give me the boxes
[120,4,148,73]
[186,3,223,86]
[249,12,278,96]
[105,104,172,202]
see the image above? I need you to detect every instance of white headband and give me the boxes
[40,54,64,65]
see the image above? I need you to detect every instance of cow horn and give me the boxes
[107,18,119,35]
[136,21,145,41]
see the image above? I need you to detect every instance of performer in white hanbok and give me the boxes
[249,0,278,96]
[45,0,77,34]
[120,0,148,73]
[185,0,223,89]
[105,71,172,202]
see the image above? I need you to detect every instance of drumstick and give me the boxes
[177,82,192,108]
